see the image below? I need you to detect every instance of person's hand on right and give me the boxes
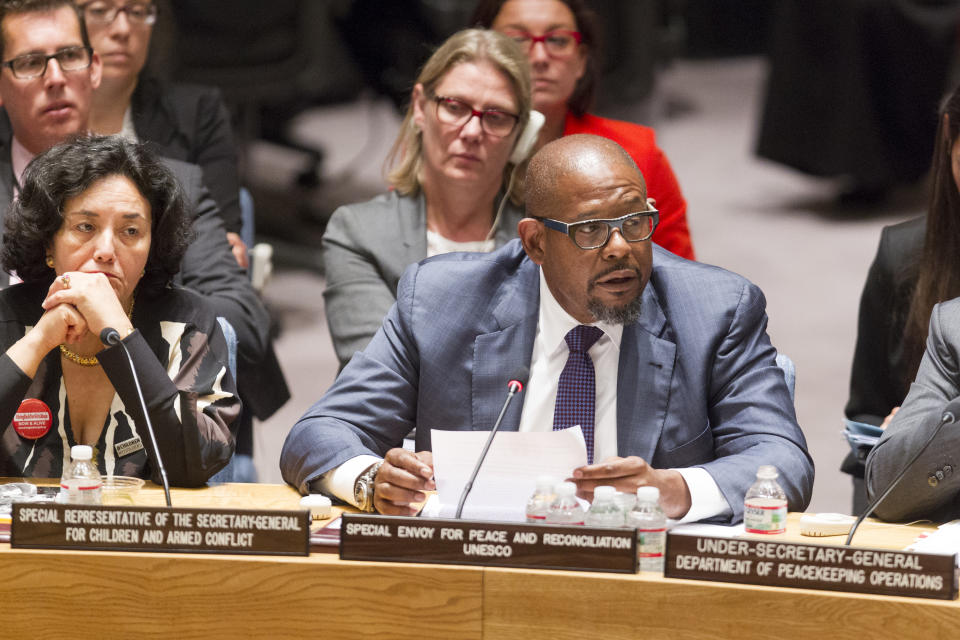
[880,407,899,429]
[373,449,435,516]
[226,232,249,269]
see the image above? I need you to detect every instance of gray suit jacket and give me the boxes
[0,139,272,404]
[322,191,526,370]
[282,240,813,522]
[866,297,960,521]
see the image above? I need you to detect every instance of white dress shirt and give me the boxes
[425,229,495,257]
[318,268,731,522]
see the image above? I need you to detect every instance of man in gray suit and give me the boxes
[866,298,960,522]
[281,134,813,522]
[0,0,274,413]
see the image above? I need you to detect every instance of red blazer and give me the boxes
[564,112,694,260]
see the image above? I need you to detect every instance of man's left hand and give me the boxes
[570,456,692,519]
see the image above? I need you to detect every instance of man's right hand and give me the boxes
[373,449,435,516]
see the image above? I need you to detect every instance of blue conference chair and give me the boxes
[208,318,257,483]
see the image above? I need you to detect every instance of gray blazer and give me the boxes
[866,297,960,521]
[283,240,814,523]
[322,191,526,370]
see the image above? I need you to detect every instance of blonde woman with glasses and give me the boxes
[322,28,541,370]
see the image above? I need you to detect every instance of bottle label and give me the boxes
[744,500,787,534]
[637,527,666,557]
[59,478,103,505]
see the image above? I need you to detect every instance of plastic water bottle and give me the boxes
[744,465,788,535]
[59,445,102,505]
[584,485,624,527]
[546,481,585,525]
[525,475,557,523]
[615,490,637,515]
[627,486,666,572]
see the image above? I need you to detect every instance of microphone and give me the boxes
[454,367,529,519]
[101,326,172,508]
[845,396,960,545]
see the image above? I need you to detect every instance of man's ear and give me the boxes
[89,51,102,90]
[518,217,545,265]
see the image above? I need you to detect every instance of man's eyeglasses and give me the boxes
[534,210,660,250]
[431,94,519,138]
[1,46,92,80]
[502,29,582,58]
[80,1,157,26]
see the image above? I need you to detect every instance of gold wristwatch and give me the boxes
[354,461,382,513]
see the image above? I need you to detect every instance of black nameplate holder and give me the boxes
[665,532,959,600]
[11,503,310,556]
[339,514,637,573]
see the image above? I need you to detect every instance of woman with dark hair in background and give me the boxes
[844,84,960,511]
[472,0,694,260]
[0,135,239,485]
[79,0,248,267]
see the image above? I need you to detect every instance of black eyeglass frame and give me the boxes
[79,1,158,26]
[533,210,660,250]
[0,46,93,80]
[429,93,520,138]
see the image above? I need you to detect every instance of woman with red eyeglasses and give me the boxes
[472,0,694,260]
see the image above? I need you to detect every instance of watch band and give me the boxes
[354,461,383,513]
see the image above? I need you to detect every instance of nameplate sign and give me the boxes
[665,533,958,600]
[339,514,637,573]
[11,504,310,556]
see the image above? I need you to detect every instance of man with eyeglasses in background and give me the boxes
[0,0,273,469]
[281,134,813,522]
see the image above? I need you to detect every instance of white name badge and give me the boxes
[115,435,144,457]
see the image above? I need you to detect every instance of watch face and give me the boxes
[355,481,367,510]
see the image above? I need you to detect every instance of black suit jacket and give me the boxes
[0,137,288,419]
[846,216,925,425]
[843,216,924,477]
[132,75,242,234]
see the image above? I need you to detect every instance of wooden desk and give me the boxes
[1,484,958,639]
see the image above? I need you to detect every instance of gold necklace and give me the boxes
[59,297,135,367]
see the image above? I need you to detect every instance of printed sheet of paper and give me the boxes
[427,427,588,522]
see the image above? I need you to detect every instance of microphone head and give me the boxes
[507,366,530,393]
[100,327,122,346]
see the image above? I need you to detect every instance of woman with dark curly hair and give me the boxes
[0,135,240,485]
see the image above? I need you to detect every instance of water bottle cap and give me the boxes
[593,485,616,501]
[536,475,558,491]
[70,444,93,461]
[756,465,779,479]
[556,481,576,496]
[636,486,660,501]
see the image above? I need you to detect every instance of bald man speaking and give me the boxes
[281,135,813,522]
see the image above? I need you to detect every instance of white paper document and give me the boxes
[907,520,960,566]
[424,427,588,522]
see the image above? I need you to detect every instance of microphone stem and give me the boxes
[845,413,953,545]
[455,386,520,519]
[117,340,172,508]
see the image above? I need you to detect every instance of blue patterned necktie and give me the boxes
[553,325,604,463]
